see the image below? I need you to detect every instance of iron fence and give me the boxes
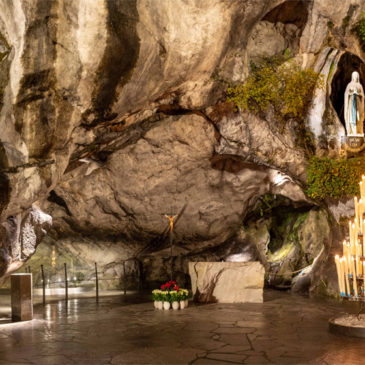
[23,259,141,305]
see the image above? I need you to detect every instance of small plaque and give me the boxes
[342,136,365,153]
[347,136,364,148]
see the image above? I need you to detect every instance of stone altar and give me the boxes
[189,262,264,303]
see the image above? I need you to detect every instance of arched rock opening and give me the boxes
[263,0,309,30]
[246,0,310,63]
[330,52,365,128]
[241,194,327,290]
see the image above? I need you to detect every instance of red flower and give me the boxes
[173,286,179,291]
[166,283,171,288]
[161,284,165,290]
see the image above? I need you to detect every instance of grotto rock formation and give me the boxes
[0,205,51,284]
[0,0,364,294]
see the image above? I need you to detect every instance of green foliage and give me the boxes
[75,271,85,282]
[306,157,365,200]
[169,291,179,302]
[355,13,365,41]
[227,56,323,121]
[152,290,164,301]
[328,60,335,80]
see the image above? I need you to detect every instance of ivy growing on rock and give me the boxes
[227,56,323,122]
[353,12,365,51]
[306,157,365,200]
[355,13,365,41]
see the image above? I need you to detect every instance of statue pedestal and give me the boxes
[11,274,33,322]
[189,262,264,303]
[341,136,365,154]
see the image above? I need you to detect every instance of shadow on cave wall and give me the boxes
[241,194,326,290]
[263,0,309,29]
[330,52,365,128]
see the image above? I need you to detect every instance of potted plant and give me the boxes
[162,290,171,310]
[152,289,163,310]
[160,281,177,310]
[170,290,180,310]
[153,281,189,310]
[179,289,189,309]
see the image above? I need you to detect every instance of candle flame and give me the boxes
[335,254,339,259]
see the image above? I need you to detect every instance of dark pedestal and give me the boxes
[11,273,33,321]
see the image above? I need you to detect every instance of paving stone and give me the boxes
[244,355,270,364]
[206,352,246,363]
[0,291,364,364]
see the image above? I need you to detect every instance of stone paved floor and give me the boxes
[0,291,364,364]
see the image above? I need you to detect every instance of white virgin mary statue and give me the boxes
[344,71,364,136]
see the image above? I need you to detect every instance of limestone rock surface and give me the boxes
[0,205,51,284]
[0,0,361,294]
[189,261,264,303]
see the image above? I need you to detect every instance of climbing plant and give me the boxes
[306,157,365,200]
[355,13,365,41]
[227,56,323,121]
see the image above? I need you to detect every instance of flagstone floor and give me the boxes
[0,291,364,364]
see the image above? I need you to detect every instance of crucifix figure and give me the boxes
[165,214,177,232]
[165,214,177,281]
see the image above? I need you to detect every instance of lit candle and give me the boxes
[343,240,347,257]
[352,257,358,297]
[363,261,365,297]
[350,221,354,246]
[343,257,350,297]
[360,199,364,233]
[359,243,363,276]
[335,255,344,296]
[353,222,358,253]
[355,197,359,223]
[360,181,363,201]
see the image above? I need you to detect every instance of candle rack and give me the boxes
[329,176,365,338]
[335,176,365,302]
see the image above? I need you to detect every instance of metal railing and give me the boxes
[27,259,142,305]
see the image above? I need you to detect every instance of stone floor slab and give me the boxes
[0,291,363,364]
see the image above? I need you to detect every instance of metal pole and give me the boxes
[170,230,173,281]
[64,263,68,301]
[41,264,46,306]
[95,262,99,302]
[123,261,126,295]
[138,259,142,292]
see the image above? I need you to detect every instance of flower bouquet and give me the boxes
[152,281,189,310]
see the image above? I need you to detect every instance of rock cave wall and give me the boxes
[0,0,365,296]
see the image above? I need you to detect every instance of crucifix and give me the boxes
[165,214,177,281]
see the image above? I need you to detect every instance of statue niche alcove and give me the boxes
[331,53,365,133]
